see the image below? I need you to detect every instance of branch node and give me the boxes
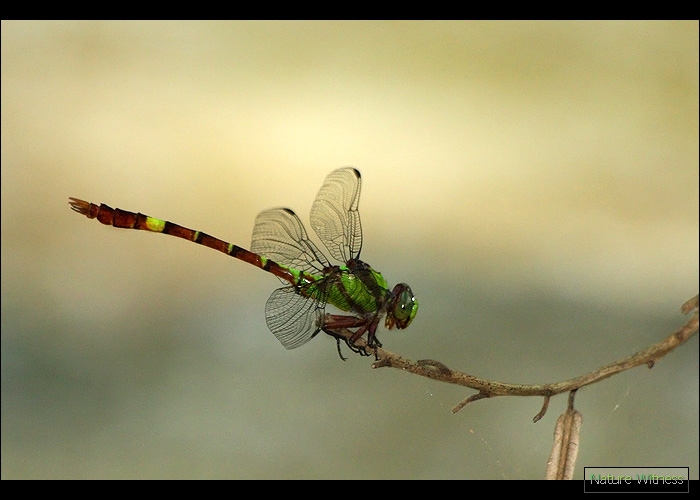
[416,359,452,375]
[372,357,391,368]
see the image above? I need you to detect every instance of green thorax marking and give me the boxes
[324,265,388,314]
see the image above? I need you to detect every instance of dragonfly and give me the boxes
[69,167,418,359]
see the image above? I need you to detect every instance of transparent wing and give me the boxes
[251,208,330,275]
[265,286,325,350]
[309,167,362,263]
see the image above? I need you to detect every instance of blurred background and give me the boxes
[1,21,697,479]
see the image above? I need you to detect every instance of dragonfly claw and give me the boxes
[335,337,348,361]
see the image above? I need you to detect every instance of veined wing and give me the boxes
[251,208,329,276]
[265,285,325,349]
[309,167,362,263]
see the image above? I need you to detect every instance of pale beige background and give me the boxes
[2,20,697,479]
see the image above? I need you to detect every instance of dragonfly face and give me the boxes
[385,283,418,330]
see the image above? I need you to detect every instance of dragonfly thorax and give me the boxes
[324,260,390,315]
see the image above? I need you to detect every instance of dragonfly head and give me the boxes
[385,283,418,330]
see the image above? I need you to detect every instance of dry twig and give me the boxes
[332,294,698,422]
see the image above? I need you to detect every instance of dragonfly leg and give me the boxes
[362,323,382,361]
[348,319,382,359]
[323,314,381,358]
[325,328,371,360]
[334,337,348,361]
[361,321,382,349]
[344,338,372,358]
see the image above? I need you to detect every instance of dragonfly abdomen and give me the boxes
[68,198,315,287]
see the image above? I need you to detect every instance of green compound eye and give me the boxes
[386,283,418,330]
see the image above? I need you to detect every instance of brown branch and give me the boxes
[334,294,698,422]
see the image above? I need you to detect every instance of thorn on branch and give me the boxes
[451,392,489,414]
[681,294,698,314]
[533,395,551,423]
